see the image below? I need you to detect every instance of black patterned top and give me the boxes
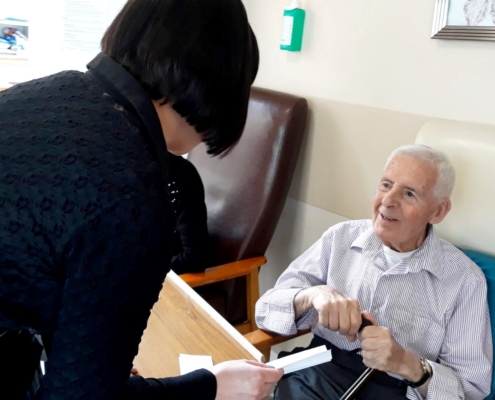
[168,154,210,274]
[0,53,216,399]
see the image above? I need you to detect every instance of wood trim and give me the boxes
[180,256,267,288]
[244,328,311,350]
[234,322,252,335]
[246,269,260,332]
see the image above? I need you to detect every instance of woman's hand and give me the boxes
[211,359,284,400]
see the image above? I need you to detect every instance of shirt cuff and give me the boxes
[257,288,307,335]
[423,360,461,400]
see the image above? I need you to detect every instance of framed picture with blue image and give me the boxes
[0,18,29,59]
[432,0,495,41]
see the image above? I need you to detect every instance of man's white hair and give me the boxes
[385,144,456,199]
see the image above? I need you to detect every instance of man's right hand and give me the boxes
[295,286,362,341]
[211,359,284,400]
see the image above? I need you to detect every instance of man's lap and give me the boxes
[274,361,407,400]
[273,336,407,400]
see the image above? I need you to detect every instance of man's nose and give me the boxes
[382,188,399,207]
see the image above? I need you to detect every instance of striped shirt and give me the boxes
[256,220,492,399]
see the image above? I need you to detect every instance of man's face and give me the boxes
[372,154,450,252]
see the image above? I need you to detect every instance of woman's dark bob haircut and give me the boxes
[102,0,259,156]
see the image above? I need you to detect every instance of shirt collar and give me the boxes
[86,53,169,174]
[351,223,444,278]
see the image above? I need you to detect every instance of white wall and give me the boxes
[0,0,125,85]
[245,0,495,126]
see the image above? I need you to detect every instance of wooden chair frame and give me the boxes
[180,256,267,334]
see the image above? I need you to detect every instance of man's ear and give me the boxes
[430,198,451,225]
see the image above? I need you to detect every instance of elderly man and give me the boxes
[256,145,492,400]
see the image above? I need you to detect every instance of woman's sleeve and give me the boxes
[126,369,216,400]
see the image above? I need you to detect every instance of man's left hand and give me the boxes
[359,312,407,374]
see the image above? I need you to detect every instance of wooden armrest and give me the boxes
[180,256,267,288]
[244,328,311,349]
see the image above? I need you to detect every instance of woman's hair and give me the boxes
[385,144,456,199]
[102,0,259,156]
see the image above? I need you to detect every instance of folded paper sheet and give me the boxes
[266,345,332,375]
[178,345,331,376]
[179,354,213,375]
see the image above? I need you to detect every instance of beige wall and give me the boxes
[244,0,495,220]
[245,0,495,125]
[245,0,495,291]
[289,98,430,219]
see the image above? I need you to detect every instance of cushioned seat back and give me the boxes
[462,250,495,399]
[188,87,308,323]
[416,121,495,398]
[416,121,495,253]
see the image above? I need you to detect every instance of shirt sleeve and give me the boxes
[255,231,333,335]
[36,194,216,400]
[413,278,493,400]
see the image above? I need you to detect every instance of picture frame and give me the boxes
[432,0,495,41]
[0,18,29,60]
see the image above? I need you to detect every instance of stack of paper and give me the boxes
[266,345,332,375]
[179,354,213,375]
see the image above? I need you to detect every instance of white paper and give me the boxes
[267,345,332,375]
[179,354,213,375]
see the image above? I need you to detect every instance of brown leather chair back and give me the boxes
[188,87,308,323]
